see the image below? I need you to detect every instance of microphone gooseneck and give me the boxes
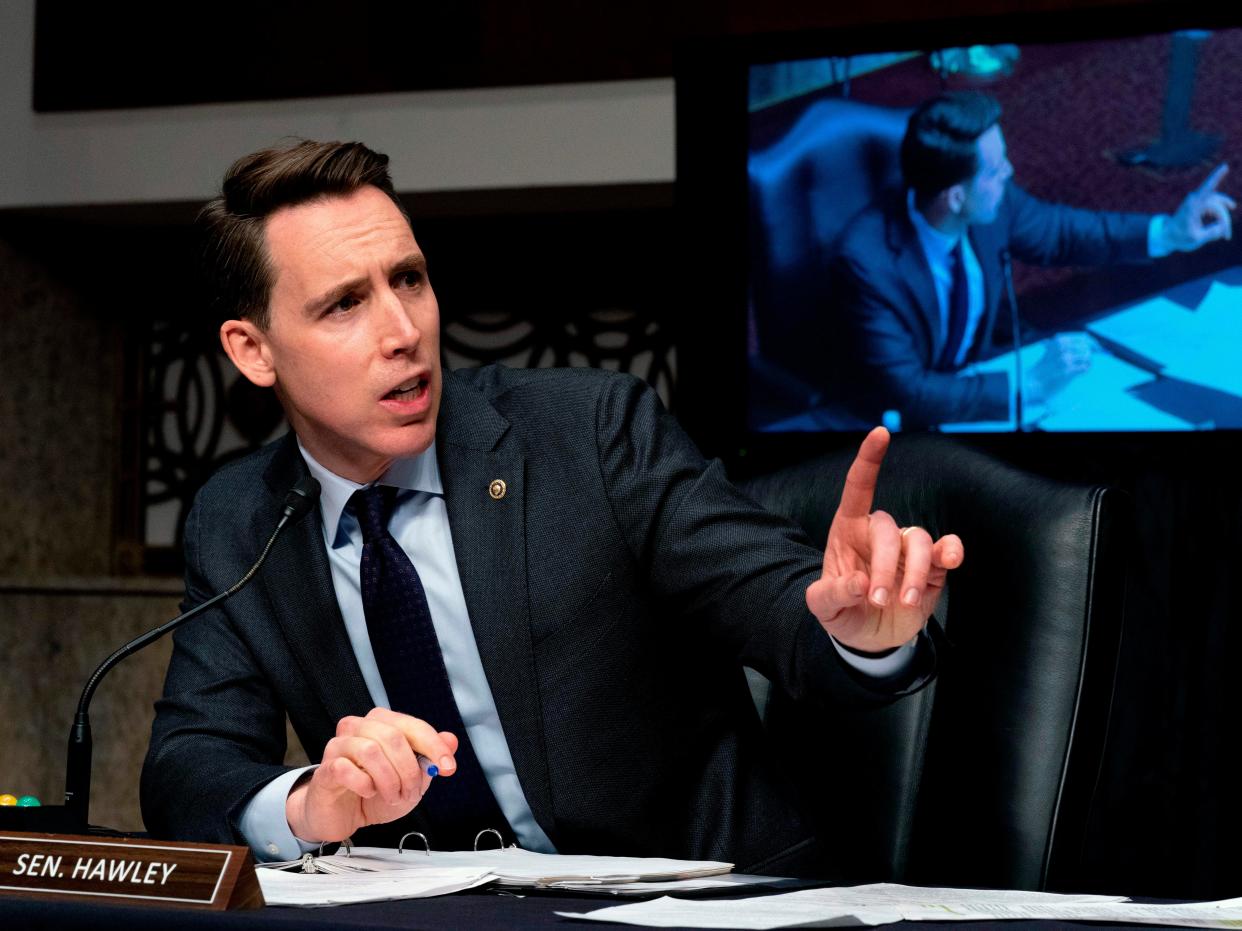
[63,476,321,830]
[1000,249,1025,431]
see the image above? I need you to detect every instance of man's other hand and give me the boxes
[285,707,458,843]
[1027,331,1094,406]
[1165,163,1235,252]
[806,427,964,653]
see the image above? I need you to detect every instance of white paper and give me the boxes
[942,337,1165,431]
[559,892,901,928]
[804,882,1125,906]
[972,338,1169,431]
[256,845,735,905]
[1089,284,1242,399]
[323,845,732,885]
[549,874,791,896]
[902,900,1242,928]
[1087,294,1203,363]
[561,883,1242,930]
[1036,388,1194,431]
[257,864,493,907]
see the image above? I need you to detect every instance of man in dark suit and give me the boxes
[832,91,1234,427]
[141,140,963,874]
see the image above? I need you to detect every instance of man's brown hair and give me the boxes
[199,139,409,329]
[900,91,1003,204]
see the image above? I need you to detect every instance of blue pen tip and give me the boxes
[427,765,439,778]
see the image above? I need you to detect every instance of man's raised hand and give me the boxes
[805,427,964,652]
[1166,163,1235,252]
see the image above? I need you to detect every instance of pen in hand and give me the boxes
[418,754,439,778]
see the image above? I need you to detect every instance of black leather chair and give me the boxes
[741,435,1127,891]
[748,98,908,417]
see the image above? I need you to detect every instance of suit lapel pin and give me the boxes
[489,479,507,500]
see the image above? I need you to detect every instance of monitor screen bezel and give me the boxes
[674,4,1242,471]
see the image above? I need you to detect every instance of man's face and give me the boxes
[232,185,442,483]
[959,125,1013,225]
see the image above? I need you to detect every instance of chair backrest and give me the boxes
[748,98,908,379]
[741,435,1127,891]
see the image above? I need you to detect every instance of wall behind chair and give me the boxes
[0,236,181,829]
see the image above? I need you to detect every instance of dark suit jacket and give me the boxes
[141,365,935,874]
[831,185,1152,426]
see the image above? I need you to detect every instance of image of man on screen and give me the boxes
[832,90,1234,427]
[141,139,964,875]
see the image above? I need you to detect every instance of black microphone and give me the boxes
[4,476,320,836]
[1000,249,1025,431]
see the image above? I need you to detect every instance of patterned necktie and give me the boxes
[940,240,972,369]
[352,484,512,849]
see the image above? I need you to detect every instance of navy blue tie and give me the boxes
[352,484,512,849]
[939,241,971,370]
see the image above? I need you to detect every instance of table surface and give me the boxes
[947,263,1242,432]
[0,886,1199,931]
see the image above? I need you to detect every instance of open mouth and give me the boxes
[384,377,426,401]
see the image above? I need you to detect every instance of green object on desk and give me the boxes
[16,796,40,807]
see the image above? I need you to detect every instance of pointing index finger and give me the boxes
[1199,163,1229,195]
[838,427,890,520]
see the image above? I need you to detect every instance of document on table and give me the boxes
[1087,294,1214,366]
[550,874,804,897]
[558,881,1242,929]
[940,336,1166,432]
[257,865,494,907]
[255,846,736,906]
[1088,282,1242,398]
[959,337,1170,432]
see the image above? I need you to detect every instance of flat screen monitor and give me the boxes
[676,8,1242,451]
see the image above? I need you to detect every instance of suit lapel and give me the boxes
[886,206,940,362]
[260,435,373,727]
[435,371,555,837]
[969,224,1003,356]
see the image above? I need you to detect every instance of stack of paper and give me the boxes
[257,865,494,907]
[366,847,732,887]
[955,335,1172,432]
[256,846,735,907]
[558,882,1242,929]
[1089,282,1242,398]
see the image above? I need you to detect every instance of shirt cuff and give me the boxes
[1148,214,1174,258]
[829,633,919,678]
[237,765,321,862]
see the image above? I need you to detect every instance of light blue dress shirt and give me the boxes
[907,190,987,369]
[240,439,555,860]
[907,193,1168,363]
[239,438,916,861]
[905,190,1166,422]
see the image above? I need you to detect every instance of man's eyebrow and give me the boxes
[303,276,366,317]
[301,253,427,316]
[391,253,427,274]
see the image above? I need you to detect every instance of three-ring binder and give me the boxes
[295,827,514,872]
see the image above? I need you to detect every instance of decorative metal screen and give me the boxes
[134,305,676,568]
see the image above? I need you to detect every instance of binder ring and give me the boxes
[398,831,431,855]
[474,828,504,851]
[316,836,352,859]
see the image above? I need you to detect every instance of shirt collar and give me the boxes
[296,438,444,545]
[906,188,963,262]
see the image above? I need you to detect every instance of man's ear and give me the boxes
[220,318,277,387]
[945,184,966,215]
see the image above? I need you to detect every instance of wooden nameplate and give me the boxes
[0,831,263,910]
